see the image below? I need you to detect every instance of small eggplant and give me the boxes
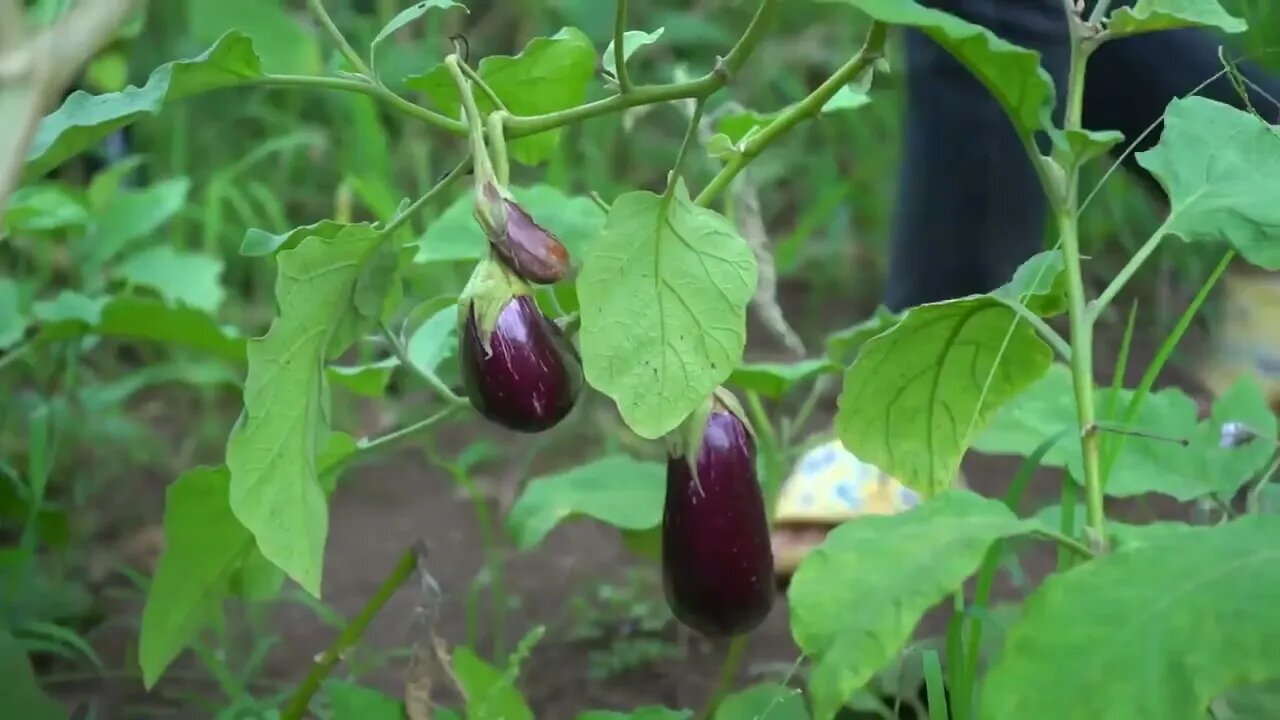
[661,390,775,637]
[474,181,571,285]
[458,256,582,432]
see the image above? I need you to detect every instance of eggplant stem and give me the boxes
[700,633,750,720]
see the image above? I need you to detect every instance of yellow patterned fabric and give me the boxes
[774,439,921,524]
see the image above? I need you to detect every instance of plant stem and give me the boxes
[458,58,507,112]
[380,154,473,237]
[700,634,749,720]
[281,547,421,720]
[694,21,887,207]
[1058,8,1107,551]
[1007,301,1072,361]
[613,0,633,93]
[487,112,511,187]
[352,405,463,460]
[446,55,495,186]
[1087,0,1114,25]
[1088,218,1171,323]
[504,0,779,139]
[1033,528,1095,560]
[663,97,706,209]
[307,0,373,77]
[252,74,465,134]
[379,321,467,406]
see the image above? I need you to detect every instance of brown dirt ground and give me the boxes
[46,277,1227,720]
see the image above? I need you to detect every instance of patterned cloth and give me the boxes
[774,439,922,524]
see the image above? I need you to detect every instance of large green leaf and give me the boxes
[27,32,265,176]
[188,0,318,75]
[84,177,192,266]
[414,184,605,264]
[834,253,1064,496]
[715,683,810,720]
[35,295,245,364]
[226,224,385,595]
[0,279,28,350]
[1106,0,1247,37]
[727,358,839,399]
[789,491,1040,720]
[406,28,597,165]
[821,0,1055,141]
[327,679,408,720]
[0,629,65,720]
[113,246,226,313]
[825,305,901,367]
[973,366,1277,500]
[507,455,666,551]
[981,515,1280,720]
[2,184,89,233]
[578,182,757,439]
[452,646,533,720]
[139,466,252,688]
[1137,97,1280,269]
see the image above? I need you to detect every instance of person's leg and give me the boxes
[884,1,1280,313]
[1084,26,1280,186]
[883,0,1069,312]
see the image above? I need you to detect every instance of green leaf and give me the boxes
[834,255,1063,496]
[2,184,89,233]
[327,679,408,720]
[328,359,398,397]
[27,32,265,176]
[507,455,666,551]
[406,28,596,165]
[37,296,246,364]
[452,646,533,720]
[113,246,226,313]
[86,177,192,265]
[407,304,457,377]
[415,184,605,264]
[727,358,838,398]
[353,240,402,322]
[788,490,1039,720]
[578,709,693,720]
[974,366,1277,500]
[241,219,348,257]
[578,182,757,439]
[820,0,1054,141]
[1136,97,1280,269]
[139,466,252,689]
[715,683,810,720]
[825,305,901,367]
[603,28,665,80]
[981,515,1280,720]
[371,1,467,81]
[0,279,29,350]
[1106,0,1247,37]
[188,0,319,75]
[226,225,384,596]
[31,291,107,326]
[1055,128,1125,169]
[0,629,65,720]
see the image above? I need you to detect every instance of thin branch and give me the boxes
[458,57,506,112]
[380,154,473,237]
[251,74,466,134]
[613,0,633,93]
[307,0,373,77]
[694,21,887,207]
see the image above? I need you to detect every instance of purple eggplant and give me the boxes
[458,259,582,432]
[662,391,775,637]
[474,182,571,285]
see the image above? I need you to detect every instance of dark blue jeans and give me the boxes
[884,0,1280,311]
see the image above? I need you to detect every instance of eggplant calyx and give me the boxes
[457,252,531,355]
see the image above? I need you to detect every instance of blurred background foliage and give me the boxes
[2,0,1279,716]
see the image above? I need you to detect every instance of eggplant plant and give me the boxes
[10,0,1280,719]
